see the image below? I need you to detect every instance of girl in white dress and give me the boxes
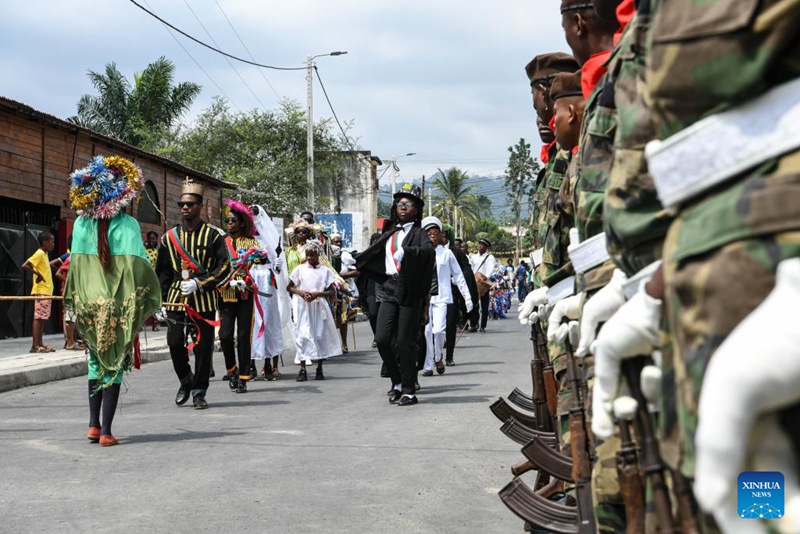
[288,242,342,381]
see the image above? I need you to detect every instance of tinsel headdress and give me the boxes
[224,199,255,237]
[291,219,313,232]
[69,155,143,219]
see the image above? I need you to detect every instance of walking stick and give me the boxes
[454,322,469,347]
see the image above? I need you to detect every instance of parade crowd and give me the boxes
[16,0,800,530]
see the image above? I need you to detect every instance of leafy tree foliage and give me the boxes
[68,57,200,151]
[159,98,350,217]
[505,138,539,261]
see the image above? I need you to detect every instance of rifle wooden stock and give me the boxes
[534,321,559,419]
[499,419,559,449]
[616,418,646,534]
[672,470,701,534]
[499,477,579,534]
[530,324,555,434]
[490,397,538,428]
[511,459,535,476]
[521,436,574,481]
[508,387,537,412]
[564,337,597,534]
[622,357,677,533]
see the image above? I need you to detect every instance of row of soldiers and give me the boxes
[495,0,800,532]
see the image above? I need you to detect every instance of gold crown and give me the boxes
[181,176,205,198]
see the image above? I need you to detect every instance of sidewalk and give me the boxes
[0,328,170,393]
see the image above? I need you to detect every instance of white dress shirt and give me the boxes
[384,222,413,275]
[471,252,498,278]
[431,245,472,308]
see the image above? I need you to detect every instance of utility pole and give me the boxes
[306,51,348,210]
[389,152,417,195]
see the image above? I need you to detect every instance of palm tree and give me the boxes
[68,57,201,150]
[430,167,481,238]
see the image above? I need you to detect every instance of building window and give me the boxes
[138,181,161,225]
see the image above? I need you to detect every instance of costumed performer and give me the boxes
[63,155,161,446]
[287,240,342,381]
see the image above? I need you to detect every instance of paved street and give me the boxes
[0,309,534,533]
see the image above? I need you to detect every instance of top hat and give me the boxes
[393,182,424,208]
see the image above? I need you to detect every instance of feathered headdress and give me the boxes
[69,155,143,220]
[291,219,313,232]
[224,199,255,237]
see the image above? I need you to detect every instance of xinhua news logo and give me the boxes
[738,471,784,519]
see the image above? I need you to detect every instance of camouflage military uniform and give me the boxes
[647,0,800,486]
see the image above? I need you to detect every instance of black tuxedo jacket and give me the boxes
[355,224,436,307]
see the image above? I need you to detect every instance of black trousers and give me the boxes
[219,299,253,379]
[366,295,380,337]
[445,302,457,361]
[167,309,216,393]
[470,292,490,329]
[374,278,424,394]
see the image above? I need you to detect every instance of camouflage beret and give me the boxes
[524,53,580,86]
[549,71,583,101]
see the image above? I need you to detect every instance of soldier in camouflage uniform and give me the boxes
[523,53,579,290]
[644,0,800,529]
[558,2,629,531]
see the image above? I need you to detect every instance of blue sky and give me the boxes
[2,1,570,204]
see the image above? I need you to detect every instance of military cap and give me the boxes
[478,238,492,248]
[525,53,580,86]
[421,216,442,231]
[549,71,583,101]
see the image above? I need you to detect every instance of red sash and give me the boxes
[167,227,205,275]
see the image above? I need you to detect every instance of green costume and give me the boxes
[64,213,162,387]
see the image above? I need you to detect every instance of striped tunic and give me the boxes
[218,235,262,303]
[156,221,230,314]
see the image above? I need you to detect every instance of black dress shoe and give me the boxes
[397,394,418,406]
[445,359,455,366]
[235,381,247,394]
[175,387,190,406]
[192,395,209,409]
[422,370,433,377]
[296,368,308,382]
[468,327,478,333]
[436,361,445,375]
[315,368,325,380]
[229,374,239,390]
[389,390,403,404]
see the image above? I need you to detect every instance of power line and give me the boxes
[212,0,281,101]
[181,0,267,109]
[128,0,306,71]
[141,0,241,112]
[313,65,358,153]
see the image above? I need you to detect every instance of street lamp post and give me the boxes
[307,50,348,210]
[389,152,417,196]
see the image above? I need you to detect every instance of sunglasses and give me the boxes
[177,201,200,208]
[225,217,239,223]
[295,228,310,234]
[396,201,416,209]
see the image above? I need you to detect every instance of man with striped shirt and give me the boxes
[156,179,230,410]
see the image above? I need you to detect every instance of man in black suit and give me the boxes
[356,183,436,406]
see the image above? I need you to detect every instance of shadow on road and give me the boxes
[124,429,248,444]
[420,395,492,405]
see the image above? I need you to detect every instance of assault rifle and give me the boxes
[613,396,646,534]
[490,397,538,429]
[621,357,676,533]
[508,387,537,412]
[533,320,559,426]
[564,330,596,534]
[499,477,579,534]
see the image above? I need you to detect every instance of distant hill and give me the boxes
[377,174,529,222]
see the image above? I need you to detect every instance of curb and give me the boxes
[0,347,171,394]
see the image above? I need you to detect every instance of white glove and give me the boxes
[694,258,800,516]
[154,307,167,322]
[392,247,405,264]
[546,294,582,343]
[273,257,284,272]
[229,279,246,289]
[576,269,627,357]
[465,299,474,314]
[518,287,548,325]
[180,279,200,296]
[591,284,662,439]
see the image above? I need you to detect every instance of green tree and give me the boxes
[69,57,201,151]
[469,218,515,255]
[505,138,539,262]
[160,98,349,217]
[430,167,480,238]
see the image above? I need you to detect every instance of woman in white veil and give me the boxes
[251,205,296,377]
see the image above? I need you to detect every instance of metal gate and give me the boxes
[0,197,61,339]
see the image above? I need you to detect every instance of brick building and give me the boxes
[0,96,235,339]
